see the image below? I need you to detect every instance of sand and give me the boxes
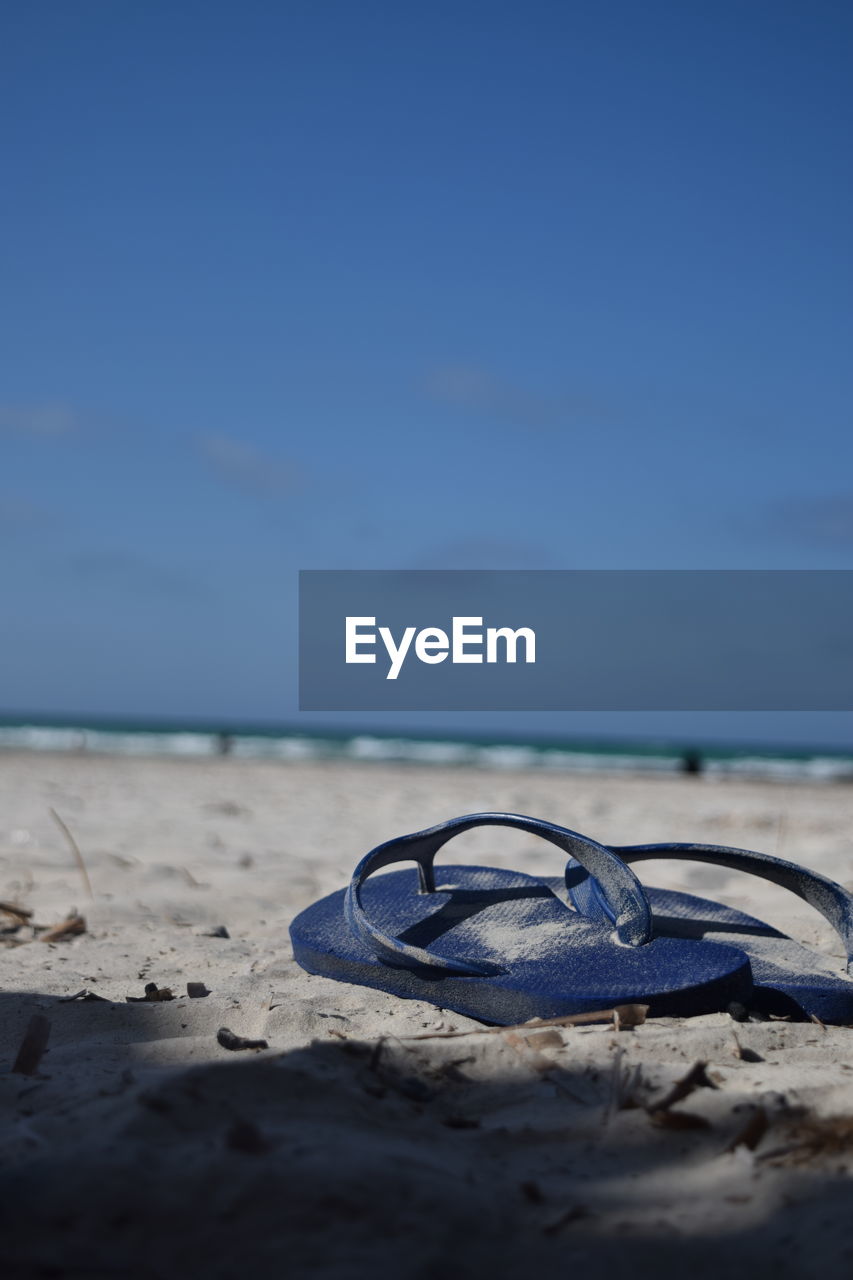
[2,751,853,1278]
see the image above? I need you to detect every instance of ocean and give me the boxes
[0,715,852,782]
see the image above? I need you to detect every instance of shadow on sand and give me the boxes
[1,988,852,1280]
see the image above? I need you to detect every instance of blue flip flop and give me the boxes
[289,813,756,1025]
[564,842,853,1024]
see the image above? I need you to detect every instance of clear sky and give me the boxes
[2,1,852,747]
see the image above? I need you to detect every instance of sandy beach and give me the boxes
[2,751,853,1278]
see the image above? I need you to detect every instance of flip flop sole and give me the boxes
[290,865,753,1025]
[554,877,853,1023]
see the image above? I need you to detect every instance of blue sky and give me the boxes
[2,1,852,746]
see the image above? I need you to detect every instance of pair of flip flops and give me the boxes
[290,813,853,1026]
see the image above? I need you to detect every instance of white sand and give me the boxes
[2,752,853,1278]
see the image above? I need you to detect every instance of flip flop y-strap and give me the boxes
[344,812,653,977]
[568,842,853,975]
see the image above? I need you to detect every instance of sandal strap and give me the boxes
[568,841,853,974]
[345,812,653,977]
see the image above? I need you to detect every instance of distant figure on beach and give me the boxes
[217,733,233,756]
[681,749,702,776]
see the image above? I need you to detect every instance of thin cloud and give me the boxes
[770,494,853,546]
[197,432,301,498]
[424,365,561,429]
[0,402,78,436]
[65,551,206,598]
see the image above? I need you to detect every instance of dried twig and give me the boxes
[731,1035,763,1063]
[759,1114,853,1164]
[12,1014,51,1074]
[651,1060,717,1113]
[217,1027,268,1052]
[49,807,94,901]
[0,901,32,925]
[405,1003,648,1041]
[651,1110,710,1131]
[40,915,86,943]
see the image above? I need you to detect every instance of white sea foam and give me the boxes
[0,721,850,781]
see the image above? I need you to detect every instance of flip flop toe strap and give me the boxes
[569,842,853,975]
[344,812,653,977]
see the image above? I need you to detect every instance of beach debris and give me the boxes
[106,852,137,868]
[40,914,87,943]
[187,982,211,998]
[127,982,174,1002]
[640,1060,718,1131]
[181,866,206,889]
[217,1027,268,1051]
[405,1003,648,1041]
[726,1105,769,1153]
[226,1118,271,1154]
[650,1109,710,1131]
[204,925,230,938]
[530,1003,647,1031]
[12,1014,51,1075]
[503,1030,555,1075]
[59,988,109,1002]
[609,1048,645,1112]
[760,1113,853,1164]
[524,1028,565,1051]
[0,901,34,945]
[651,1060,717,1113]
[49,806,94,901]
[731,1035,764,1063]
[0,901,32,926]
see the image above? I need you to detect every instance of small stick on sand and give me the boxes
[40,915,87,943]
[0,901,33,925]
[405,1003,648,1041]
[49,808,94,902]
[12,1014,51,1075]
[650,1060,717,1113]
[217,1027,268,1052]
